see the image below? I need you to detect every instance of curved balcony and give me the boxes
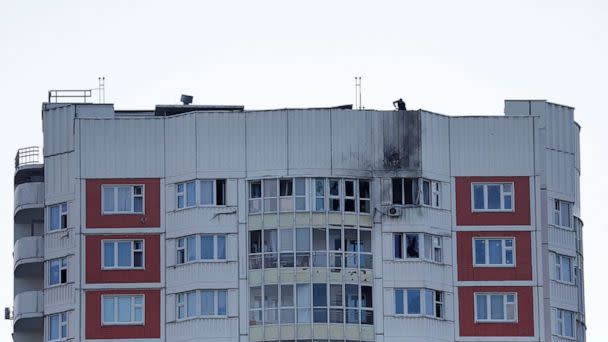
[13,290,44,332]
[14,236,44,277]
[14,182,44,223]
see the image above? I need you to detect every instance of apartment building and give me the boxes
[10,97,585,342]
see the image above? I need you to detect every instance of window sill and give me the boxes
[175,260,231,267]
[174,205,232,212]
[101,322,145,326]
[475,319,518,324]
[175,315,228,322]
[552,279,576,286]
[393,258,444,265]
[471,209,515,213]
[394,314,443,320]
[554,334,576,341]
[101,212,144,216]
[473,264,516,268]
[46,281,74,289]
[101,267,146,271]
[550,224,575,232]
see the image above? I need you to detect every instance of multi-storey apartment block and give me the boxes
[10,97,585,342]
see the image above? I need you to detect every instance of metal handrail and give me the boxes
[15,147,40,168]
[48,89,92,103]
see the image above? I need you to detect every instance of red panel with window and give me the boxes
[455,176,530,226]
[85,289,160,339]
[458,286,534,337]
[457,231,532,281]
[86,179,160,228]
[85,234,160,284]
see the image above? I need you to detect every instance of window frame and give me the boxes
[101,294,145,326]
[101,239,145,270]
[48,311,68,341]
[392,178,441,208]
[393,232,443,263]
[101,184,145,215]
[554,308,576,339]
[554,253,575,284]
[471,182,514,212]
[394,288,443,319]
[175,234,227,265]
[48,257,68,287]
[554,199,573,229]
[48,202,68,231]
[474,292,518,323]
[176,289,228,320]
[473,237,516,267]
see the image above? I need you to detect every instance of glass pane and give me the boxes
[330,284,343,306]
[280,179,293,196]
[103,242,115,267]
[189,293,202,317]
[561,203,571,227]
[406,234,419,258]
[361,309,374,325]
[344,199,355,212]
[264,179,277,197]
[476,295,487,319]
[250,287,262,309]
[395,289,404,314]
[563,257,572,282]
[345,181,354,197]
[360,231,371,253]
[201,291,214,315]
[490,295,504,320]
[217,235,226,259]
[392,178,402,204]
[473,185,484,209]
[250,230,262,253]
[250,181,261,198]
[423,180,431,205]
[329,180,339,196]
[117,297,131,322]
[329,308,344,323]
[201,180,214,205]
[297,284,311,307]
[313,252,327,267]
[183,181,195,206]
[296,228,310,251]
[280,229,293,251]
[361,286,372,308]
[313,308,328,323]
[475,240,486,264]
[281,285,294,306]
[281,308,295,323]
[117,242,132,267]
[50,206,60,230]
[345,284,358,307]
[394,234,402,258]
[49,314,59,339]
[117,187,131,212]
[344,229,358,252]
[264,285,279,308]
[487,184,501,209]
[295,178,306,195]
[295,197,306,211]
[504,195,512,210]
[264,229,277,252]
[359,180,370,198]
[50,260,60,284]
[133,197,143,213]
[564,311,574,337]
[217,291,227,315]
[134,307,143,322]
[297,308,311,323]
[280,197,293,211]
[313,228,326,251]
[489,240,503,264]
[346,309,359,323]
[264,199,277,212]
[329,229,341,251]
[313,284,327,307]
[103,297,114,323]
[201,236,214,260]
[505,250,513,265]
[187,236,197,261]
[315,198,324,211]
[103,187,114,212]
[249,199,261,213]
[295,252,310,267]
[249,310,262,325]
[407,289,421,314]
[280,252,294,267]
[425,290,434,316]
[134,251,143,267]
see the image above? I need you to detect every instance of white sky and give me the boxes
[1,0,606,339]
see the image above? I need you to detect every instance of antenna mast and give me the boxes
[354,76,363,110]
[98,77,106,103]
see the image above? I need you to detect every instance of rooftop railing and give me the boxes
[15,147,40,169]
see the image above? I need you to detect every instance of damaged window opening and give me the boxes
[392,178,440,207]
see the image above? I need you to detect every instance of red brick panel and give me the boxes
[86,179,161,228]
[457,231,532,281]
[85,235,160,284]
[458,286,534,337]
[85,289,161,339]
[456,176,531,226]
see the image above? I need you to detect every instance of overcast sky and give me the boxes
[1,0,606,339]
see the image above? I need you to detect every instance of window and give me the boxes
[102,240,144,269]
[263,179,278,212]
[176,290,227,319]
[279,179,294,212]
[472,183,513,212]
[249,181,262,213]
[49,203,68,231]
[102,185,144,214]
[294,178,306,211]
[394,233,442,263]
[474,238,515,266]
[394,289,443,318]
[475,293,517,322]
[555,308,575,338]
[176,234,227,264]
[329,179,340,211]
[177,180,226,209]
[392,178,440,207]
[554,253,574,283]
[314,178,325,211]
[49,257,67,286]
[344,180,356,212]
[48,312,68,341]
[359,180,370,213]
[554,199,572,228]
[102,295,144,325]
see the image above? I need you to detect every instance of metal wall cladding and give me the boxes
[44,229,75,259]
[546,149,576,199]
[166,262,238,292]
[420,111,450,178]
[545,102,575,153]
[79,118,165,178]
[165,114,196,179]
[44,153,74,201]
[550,281,579,312]
[44,283,75,313]
[383,315,454,341]
[450,116,535,176]
[166,317,238,342]
[197,112,246,176]
[42,104,75,156]
[246,111,288,176]
[331,110,373,174]
[287,109,332,174]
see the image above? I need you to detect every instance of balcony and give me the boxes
[13,290,43,332]
[14,236,44,277]
[14,182,44,223]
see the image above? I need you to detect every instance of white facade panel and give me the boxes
[166,262,239,293]
[546,150,575,198]
[44,153,74,201]
[166,318,239,342]
[550,281,578,312]
[42,104,75,156]
[545,103,575,153]
[165,114,197,179]
[79,118,165,178]
[381,207,452,232]
[287,109,332,174]
[383,317,453,341]
[45,229,76,259]
[383,261,452,291]
[44,283,75,313]
[165,208,238,239]
[331,110,373,174]
[449,116,534,176]
[246,111,287,175]
[420,112,450,178]
[197,112,246,176]
[548,226,577,255]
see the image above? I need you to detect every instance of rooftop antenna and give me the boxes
[354,76,363,110]
[98,77,106,103]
